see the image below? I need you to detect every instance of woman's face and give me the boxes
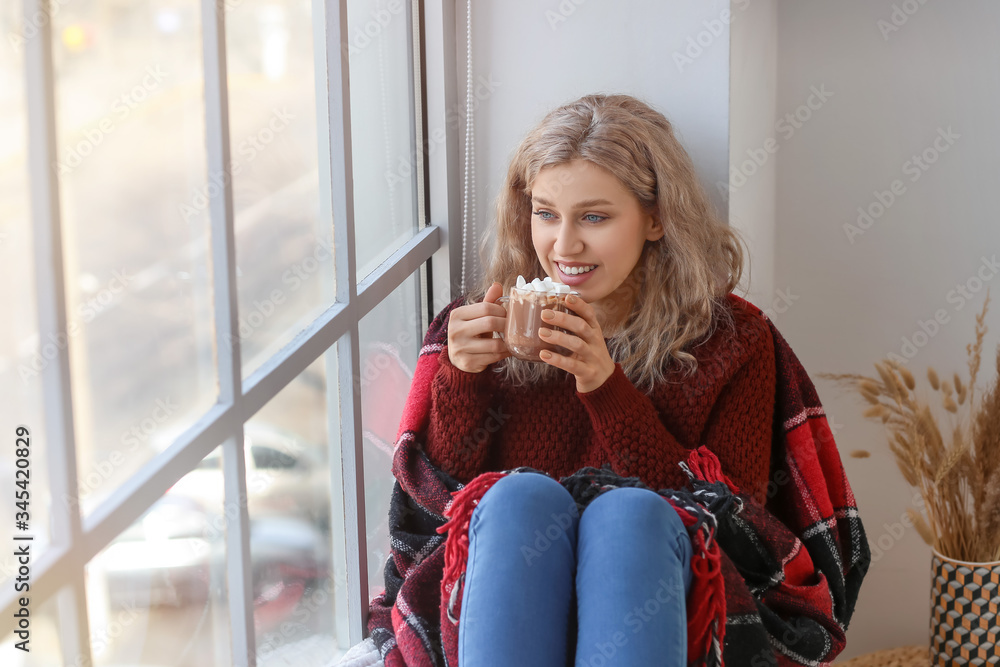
[530,159,663,327]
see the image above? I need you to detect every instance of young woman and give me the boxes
[422,93,776,666]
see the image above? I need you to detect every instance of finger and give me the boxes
[539,347,572,371]
[541,308,591,341]
[451,301,507,323]
[562,295,600,330]
[459,337,509,356]
[483,281,504,303]
[538,328,586,354]
[460,315,508,338]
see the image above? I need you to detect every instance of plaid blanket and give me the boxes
[367,296,870,666]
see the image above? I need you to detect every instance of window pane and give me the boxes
[0,0,54,577]
[49,3,217,515]
[347,0,420,280]
[0,587,62,665]
[246,354,341,663]
[85,447,231,667]
[359,270,423,598]
[227,0,333,378]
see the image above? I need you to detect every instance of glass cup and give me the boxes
[496,286,579,362]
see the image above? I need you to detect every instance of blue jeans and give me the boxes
[458,472,693,667]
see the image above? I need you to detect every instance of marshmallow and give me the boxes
[513,274,579,296]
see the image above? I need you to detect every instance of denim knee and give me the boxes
[472,472,579,525]
[580,487,692,566]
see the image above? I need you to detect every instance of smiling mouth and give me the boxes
[556,262,598,276]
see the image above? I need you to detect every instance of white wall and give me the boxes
[771,0,1000,659]
[457,0,733,288]
[729,0,778,311]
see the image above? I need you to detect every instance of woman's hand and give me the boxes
[447,282,511,374]
[538,295,616,393]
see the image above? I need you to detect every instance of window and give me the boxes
[0,0,459,664]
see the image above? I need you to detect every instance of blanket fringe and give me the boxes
[435,471,509,623]
[685,445,740,494]
[686,525,726,667]
[673,446,729,667]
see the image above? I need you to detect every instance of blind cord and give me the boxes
[460,0,475,296]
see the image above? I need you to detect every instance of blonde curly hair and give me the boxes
[466,93,750,392]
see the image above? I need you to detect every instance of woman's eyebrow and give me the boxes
[531,196,615,208]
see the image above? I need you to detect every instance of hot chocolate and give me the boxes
[498,276,580,363]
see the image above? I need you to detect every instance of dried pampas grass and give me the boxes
[819,289,1000,563]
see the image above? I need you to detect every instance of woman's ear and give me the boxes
[645,212,665,242]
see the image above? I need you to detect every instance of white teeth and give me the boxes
[559,263,597,275]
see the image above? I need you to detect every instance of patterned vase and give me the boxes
[930,547,1000,665]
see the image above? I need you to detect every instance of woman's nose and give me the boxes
[553,220,581,255]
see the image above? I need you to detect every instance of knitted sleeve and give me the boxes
[415,296,502,484]
[423,349,500,483]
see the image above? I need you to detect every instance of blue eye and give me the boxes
[584,214,607,223]
[532,210,555,220]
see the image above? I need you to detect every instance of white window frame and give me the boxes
[3,1,463,664]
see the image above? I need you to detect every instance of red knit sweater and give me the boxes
[423,293,776,506]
